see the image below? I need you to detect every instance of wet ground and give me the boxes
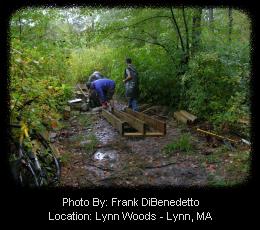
[53,102,250,187]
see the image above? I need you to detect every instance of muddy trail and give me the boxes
[52,102,250,188]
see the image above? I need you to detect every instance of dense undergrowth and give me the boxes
[9,7,250,135]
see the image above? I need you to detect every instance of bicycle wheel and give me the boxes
[10,158,40,187]
[9,138,40,187]
[30,132,61,186]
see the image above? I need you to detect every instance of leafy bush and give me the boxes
[10,38,73,133]
[182,51,249,127]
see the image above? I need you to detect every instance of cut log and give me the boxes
[174,111,188,124]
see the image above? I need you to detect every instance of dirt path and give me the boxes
[53,102,250,187]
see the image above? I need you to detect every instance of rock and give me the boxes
[50,138,56,143]
[91,107,102,112]
[81,102,90,112]
[80,140,92,146]
[49,132,57,139]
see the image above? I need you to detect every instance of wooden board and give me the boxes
[180,110,197,122]
[113,110,145,135]
[138,104,152,112]
[174,111,188,124]
[145,132,164,136]
[123,132,144,136]
[102,109,125,135]
[125,108,166,135]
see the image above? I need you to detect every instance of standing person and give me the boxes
[87,78,115,109]
[123,58,139,111]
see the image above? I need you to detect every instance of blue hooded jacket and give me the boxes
[91,78,115,103]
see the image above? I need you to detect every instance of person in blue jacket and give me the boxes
[87,78,115,109]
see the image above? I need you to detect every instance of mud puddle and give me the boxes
[57,102,210,187]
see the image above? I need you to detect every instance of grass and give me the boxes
[69,134,85,143]
[78,114,92,127]
[163,133,193,155]
[59,152,72,166]
[84,133,99,154]
[204,148,251,186]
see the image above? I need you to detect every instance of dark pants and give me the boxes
[105,88,115,101]
[89,91,101,108]
[128,98,138,112]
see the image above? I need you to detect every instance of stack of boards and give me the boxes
[174,110,197,124]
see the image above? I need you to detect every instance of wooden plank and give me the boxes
[138,104,152,112]
[196,128,238,143]
[238,118,249,125]
[102,109,125,135]
[113,110,145,135]
[123,132,144,137]
[76,83,88,91]
[145,132,164,136]
[68,98,82,104]
[180,110,197,122]
[125,108,166,135]
[77,85,88,98]
[174,111,188,124]
[142,107,154,114]
[124,132,164,137]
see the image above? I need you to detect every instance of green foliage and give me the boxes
[59,152,72,166]
[78,114,92,127]
[163,133,193,154]
[84,134,99,153]
[182,51,249,127]
[9,7,250,134]
[206,149,251,186]
[10,11,74,133]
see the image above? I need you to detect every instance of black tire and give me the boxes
[30,132,61,186]
[10,158,40,187]
[9,137,40,187]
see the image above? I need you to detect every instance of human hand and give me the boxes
[102,101,108,109]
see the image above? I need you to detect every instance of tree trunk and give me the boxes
[18,16,22,41]
[191,8,202,56]
[228,7,233,42]
[182,7,190,63]
[208,8,214,30]
[170,7,185,53]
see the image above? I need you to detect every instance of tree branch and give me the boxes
[182,7,189,57]
[104,15,172,37]
[170,7,185,53]
[119,35,175,64]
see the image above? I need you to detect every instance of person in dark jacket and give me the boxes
[88,71,103,83]
[86,71,104,108]
[87,78,115,109]
[123,58,139,111]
